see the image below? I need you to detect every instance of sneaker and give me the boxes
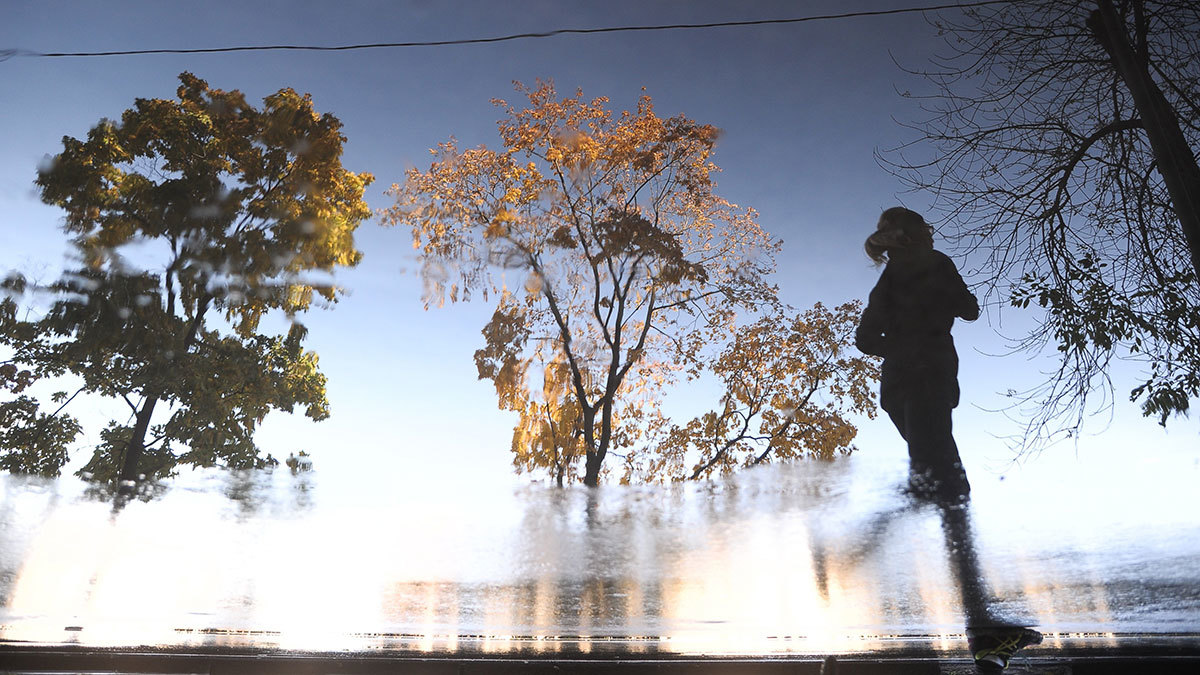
[966,626,1043,672]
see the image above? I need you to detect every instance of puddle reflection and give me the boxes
[1,454,1198,655]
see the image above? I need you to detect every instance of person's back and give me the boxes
[858,246,978,410]
[872,247,976,346]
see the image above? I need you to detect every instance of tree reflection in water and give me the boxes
[0,453,1197,656]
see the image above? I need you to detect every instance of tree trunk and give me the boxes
[583,382,621,487]
[580,402,604,487]
[1089,0,1200,282]
[583,452,603,487]
[583,398,616,487]
[116,295,210,495]
[117,390,159,495]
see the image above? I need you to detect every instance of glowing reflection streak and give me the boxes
[2,454,1196,656]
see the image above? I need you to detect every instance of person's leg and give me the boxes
[938,479,1043,671]
[903,394,969,501]
[937,500,993,628]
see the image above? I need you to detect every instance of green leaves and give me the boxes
[1,73,369,484]
[78,422,176,484]
[35,71,372,334]
[0,397,81,477]
[1013,259,1197,425]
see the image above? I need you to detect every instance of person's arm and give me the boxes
[939,252,979,321]
[855,276,889,357]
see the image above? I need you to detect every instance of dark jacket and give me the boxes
[855,249,979,411]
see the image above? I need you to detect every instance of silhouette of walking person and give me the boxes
[855,207,978,502]
[855,207,1041,671]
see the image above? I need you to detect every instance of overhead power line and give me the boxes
[3,0,1014,60]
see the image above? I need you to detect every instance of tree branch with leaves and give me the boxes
[383,81,779,486]
[635,301,879,482]
[0,73,372,493]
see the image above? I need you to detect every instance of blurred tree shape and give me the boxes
[2,284,83,476]
[0,73,372,491]
[883,0,1200,448]
[385,81,873,485]
[285,450,313,473]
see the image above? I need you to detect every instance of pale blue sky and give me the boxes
[1,0,1194,492]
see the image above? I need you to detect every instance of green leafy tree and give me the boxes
[0,73,372,490]
[1,278,85,476]
[384,82,781,486]
[883,0,1200,447]
[0,323,85,476]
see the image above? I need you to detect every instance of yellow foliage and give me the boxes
[383,81,794,486]
[639,301,881,482]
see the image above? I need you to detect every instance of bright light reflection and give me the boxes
[3,452,1197,656]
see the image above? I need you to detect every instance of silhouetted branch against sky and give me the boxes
[879,0,1200,450]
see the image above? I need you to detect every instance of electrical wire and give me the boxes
[2,0,1016,60]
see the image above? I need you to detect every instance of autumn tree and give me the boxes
[505,349,586,487]
[631,302,880,482]
[384,82,780,486]
[0,73,372,492]
[883,0,1200,447]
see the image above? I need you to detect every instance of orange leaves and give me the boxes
[649,301,882,482]
[484,207,517,240]
[386,80,791,485]
[383,80,777,316]
[384,138,554,281]
[494,81,613,158]
[474,300,531,408]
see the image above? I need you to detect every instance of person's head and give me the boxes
[864,207,935,264]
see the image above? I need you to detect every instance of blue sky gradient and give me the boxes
[2,0,1194,492]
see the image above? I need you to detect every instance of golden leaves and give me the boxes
[385,80,794,485]
[650,301,882,482]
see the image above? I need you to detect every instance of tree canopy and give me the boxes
[643,302,880,482]
[0,72,372,491]
[884,0,1200,447]
[385,81,873,485]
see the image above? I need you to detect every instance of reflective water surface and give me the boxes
[1,449,1198,657]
